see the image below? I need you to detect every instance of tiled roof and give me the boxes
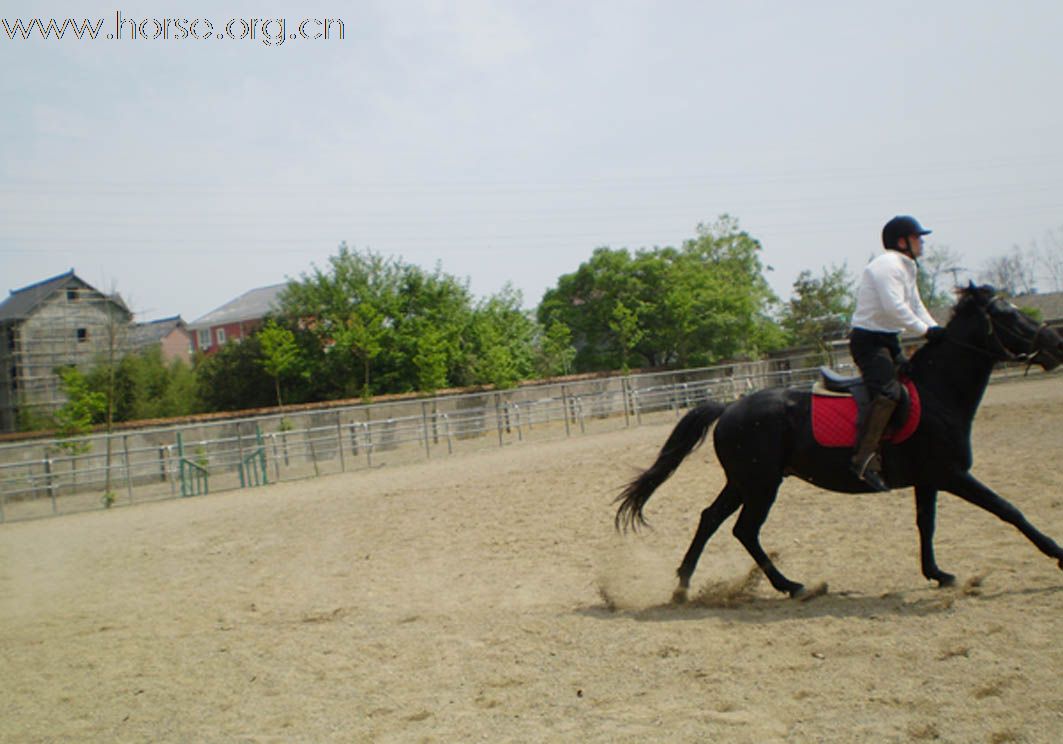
[1012,291,1063,322]
[0,270,77,321]
[130,316,187,347]
[188,283,287,329]
[0,270,130,322]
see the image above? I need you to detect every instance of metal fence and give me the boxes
[0,347,1035,524]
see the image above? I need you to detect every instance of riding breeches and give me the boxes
[849,328,904,401]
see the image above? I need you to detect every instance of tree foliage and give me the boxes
[76,348,200,423]
[258,319,303,408]
[278,245,475,399]
[780,264,854,349]
[53,366,106,448]
[195,335,276,412]
[534,321,577,378]
[463,285,537,389]
[538,215,783,371]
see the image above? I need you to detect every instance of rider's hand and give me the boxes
[925,325,946,343]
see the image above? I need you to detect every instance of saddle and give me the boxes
[811,367,921,448]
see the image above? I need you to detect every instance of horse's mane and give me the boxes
[907,283,995,371]
[947,283,995,323]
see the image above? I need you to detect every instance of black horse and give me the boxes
[616,284,1063,600]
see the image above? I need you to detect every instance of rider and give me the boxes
[848,215,946,491]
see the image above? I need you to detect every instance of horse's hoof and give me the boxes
[791,582,828,601]
[672,587,689,605]
[934,573,957,588]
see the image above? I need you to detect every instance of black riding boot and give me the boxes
[850,395,897,492]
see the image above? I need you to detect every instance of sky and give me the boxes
[3,1,1062,323]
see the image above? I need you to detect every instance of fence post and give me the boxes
[494,394,504,447]
[307,423,320,477]
[237,425,248,486]
[177,432,186,498]
[512,403,523,442]
[621,377,631,428]
[256,425,268,485]
[364,422,373,468]
[561,385,571,437]
[421,402,432,459]
[165,445,176,498]
[158,445,168,483]
[336,412,346,472]
[45,458,57,514]
[269,434,281,481]
[123,435,134,504]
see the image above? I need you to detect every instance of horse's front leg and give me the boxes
[943,471,1063,570]
[914,485,955,587]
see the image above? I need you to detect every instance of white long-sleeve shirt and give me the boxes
[850,250,937,336]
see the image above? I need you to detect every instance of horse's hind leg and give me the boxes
[731,481,808,598]
[673,486,742,603]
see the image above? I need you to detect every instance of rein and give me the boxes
[942,298,1046,370]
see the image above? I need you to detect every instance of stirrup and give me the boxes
[851,454,890,492]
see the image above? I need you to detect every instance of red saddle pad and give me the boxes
[811,378,921,448]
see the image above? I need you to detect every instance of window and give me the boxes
[67,289,78,301]
[197,329,211,349]
[216,328,227,345]
[76,328,88,343]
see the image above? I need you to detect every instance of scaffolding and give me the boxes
[0,281,131,432]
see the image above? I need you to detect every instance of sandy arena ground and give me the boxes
[1,375,1061,743]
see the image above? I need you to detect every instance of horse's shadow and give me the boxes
[576,580,1063,624]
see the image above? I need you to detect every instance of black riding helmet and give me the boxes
[882,215,931,250]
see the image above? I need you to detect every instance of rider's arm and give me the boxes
[874,261,932,336]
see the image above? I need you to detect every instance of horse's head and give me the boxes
[948,283,1063,371]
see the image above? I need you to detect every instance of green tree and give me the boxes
[538,215,782,372]
[52,366,106,450]
[413,325,450,394]
[780,264,855,350]
[465,285,536,389]
[258,319,303,408]
[280,245,476,399]
[83,347,200,422]
[194,336,276,412]
[534,321,577,378]
[335,303,387,401]
[609,302,643,372]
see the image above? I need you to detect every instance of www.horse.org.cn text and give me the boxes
[2,13,345,46]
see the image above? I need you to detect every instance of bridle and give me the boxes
[943,297,1048,366]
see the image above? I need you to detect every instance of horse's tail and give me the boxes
[614,401,728,532]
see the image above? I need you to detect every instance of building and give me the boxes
[187,283,287,354]
[1012,290,1063,329]
[0,270,132,432]
[130,316,193,364]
